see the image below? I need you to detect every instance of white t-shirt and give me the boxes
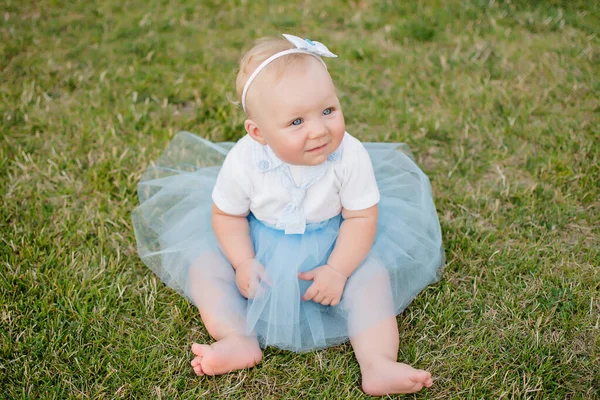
[212,132,379,229]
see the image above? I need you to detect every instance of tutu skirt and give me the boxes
[132,131,444,352]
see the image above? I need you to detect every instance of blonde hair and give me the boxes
[236,37,320,116]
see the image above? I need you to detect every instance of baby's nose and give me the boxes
[308,121,327,139]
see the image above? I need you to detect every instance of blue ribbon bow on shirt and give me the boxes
[275,165,326,234]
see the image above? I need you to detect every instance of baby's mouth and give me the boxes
[306,142,329,152]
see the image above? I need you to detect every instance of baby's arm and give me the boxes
[299,205,378,306]
[212,203,254,267]
[212,204,263,298]
[328,204,378,276]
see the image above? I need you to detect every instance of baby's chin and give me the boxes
[302,152,330,166]
[284,155,327,167]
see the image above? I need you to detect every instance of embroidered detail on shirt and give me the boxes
[257,159,270,171]
[327,150,341,162]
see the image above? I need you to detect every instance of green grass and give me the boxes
[1,0,599,398]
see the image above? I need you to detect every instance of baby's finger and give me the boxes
[254,275,270,298]
[313,293,325,304]
[236,281,247,298]
[302,285,318,301]
[248,277,261,298]
[321,297,332,306]
[298,270,316,281]
[330,298,340,307]
[257,268,272,286]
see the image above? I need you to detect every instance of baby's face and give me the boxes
[249,57,345,166]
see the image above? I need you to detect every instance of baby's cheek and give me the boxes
[289,139,307,157]
[331,118,345,139]
[276,141,304,163]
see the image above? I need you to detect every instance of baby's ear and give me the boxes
[245,119,267,145]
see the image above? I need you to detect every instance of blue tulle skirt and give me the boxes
[132,131,444,352]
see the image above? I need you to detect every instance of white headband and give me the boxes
[241,34,338,113]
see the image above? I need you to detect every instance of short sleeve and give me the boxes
[339,138,380,210]
[212,146,252,215]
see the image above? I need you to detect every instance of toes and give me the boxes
[200,360,216,376]
[193,364,204,376]
[191,343,202,355]
[412,383,424,392]
[191,355,205,376]
[412,370,431,383]
[191,356,201,367]
[191,343,208,356]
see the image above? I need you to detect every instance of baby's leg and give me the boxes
[188,252,262,376]
[344,260,433,396]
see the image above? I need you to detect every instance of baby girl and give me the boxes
[132,34,444,396]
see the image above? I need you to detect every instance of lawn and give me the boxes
[1,0,599,398]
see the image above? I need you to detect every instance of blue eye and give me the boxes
[323,108,332,115]
[291,118,303,126]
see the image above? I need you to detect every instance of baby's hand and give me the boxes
[235,258,269,299]
[298,264,348,306]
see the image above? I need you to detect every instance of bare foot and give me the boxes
[190,334,262,376]
[360,357,433,396]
